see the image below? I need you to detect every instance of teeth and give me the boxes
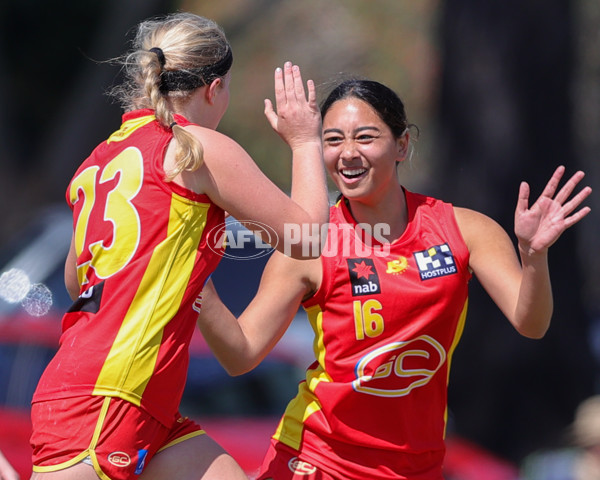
[341,168,366,178]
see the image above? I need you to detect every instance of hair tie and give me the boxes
[159,46,233,93]
[170,121,177,129]
[149,47,166,68]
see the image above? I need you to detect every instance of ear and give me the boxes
[396,132,409,161]
[205,77,222,105]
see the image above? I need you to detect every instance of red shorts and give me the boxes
[31,395,204,480]
[257,439,334,480]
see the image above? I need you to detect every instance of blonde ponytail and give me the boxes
[109,13,232,180]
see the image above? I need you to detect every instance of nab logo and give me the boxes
[288,457,317,475]
[108,451,131,468]
[413,243,457,281]
[347,258,381,296]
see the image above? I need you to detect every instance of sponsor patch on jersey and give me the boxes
[134,449,148,475]
[108,451,131,468]
[288,457,317,475]
[347,258,381,296]
[386,256,409,275]
[413,243,457,281]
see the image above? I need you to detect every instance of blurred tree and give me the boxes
[181,0,440,193]
[436,0,597,464]
[0,0,596,468]
[0,0,176,242]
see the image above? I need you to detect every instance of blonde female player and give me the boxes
[197,78,592,480]
[29,12,328,480]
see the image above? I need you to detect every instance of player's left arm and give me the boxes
[455,166,592,339]
[64,234,79,301]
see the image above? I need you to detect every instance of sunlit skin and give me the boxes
[195,78,593,479]
[322,98,410,241]
[170,71,232,130]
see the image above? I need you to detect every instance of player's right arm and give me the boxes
[197,252,320,375]
[185,63,329,259]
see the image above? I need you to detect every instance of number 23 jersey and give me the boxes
[33,109,225,426]
[273,191,472,479]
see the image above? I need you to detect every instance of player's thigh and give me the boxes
[140,433,247,480]
[30,462,99,480]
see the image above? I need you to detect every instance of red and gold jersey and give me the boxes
[272,191,471,479]
[33,109,225,426]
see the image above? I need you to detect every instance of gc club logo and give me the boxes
[288,457,317,475]
[108,451,131,468]
[207,218,278,260]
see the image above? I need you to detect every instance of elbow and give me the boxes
[224,364,255,377]
[514,318,551,340]
[511,305,552,339]
[220,356,259,377]
[518,328,548,340]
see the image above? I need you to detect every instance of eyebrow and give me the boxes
[323,126,381,135]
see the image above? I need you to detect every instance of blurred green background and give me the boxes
[0,0,598,468]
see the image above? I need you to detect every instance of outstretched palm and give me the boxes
[514,166,592,254]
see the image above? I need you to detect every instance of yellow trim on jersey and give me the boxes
[306,304,327,369]
[107,115,156,144]
[273,378,324,451]
[443,298,468,437]
[273,304,332,450]
[157,430,206,453]
[93,194,210,403]
[32,397,112,480]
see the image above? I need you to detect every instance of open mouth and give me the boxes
[341,168,367,179]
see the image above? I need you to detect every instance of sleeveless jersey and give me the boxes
[271,191,471,479]
[32,109,225,426]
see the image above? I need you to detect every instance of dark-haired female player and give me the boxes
[198,78,592,480]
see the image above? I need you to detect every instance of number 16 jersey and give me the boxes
[271,190,472,480]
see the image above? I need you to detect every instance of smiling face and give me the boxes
[323,97,408,205]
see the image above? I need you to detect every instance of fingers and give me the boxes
[531,166,591,209]
[537,165,566,200]
[515,181,530,216]
[561,184,592,219]
[273,66,285,108]
[292,64,307,101]
[274,61,310,105]
[284,62,296,101]
[264,98,276,129]
[306,78,317,110]
[553,169,587,205]
[564,205,591,228]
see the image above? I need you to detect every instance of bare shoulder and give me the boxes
[185,124,247,159]
[264,251,322,298]
[453,206,511,252]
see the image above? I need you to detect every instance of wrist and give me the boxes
[290,139,323,153]
[518,242,549,262]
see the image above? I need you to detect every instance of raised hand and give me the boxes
[263,62,321,150]
[514,165,592,254]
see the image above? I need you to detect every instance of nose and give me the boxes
[340,139,358,161]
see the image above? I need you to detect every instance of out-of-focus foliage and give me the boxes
[0,0,598,468]
[181,0,441,192]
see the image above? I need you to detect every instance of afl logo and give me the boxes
[207,219,277,260]
[288,457,317,475]
[108,451,131,468]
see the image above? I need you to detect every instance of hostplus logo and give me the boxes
[413,243,457,280]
